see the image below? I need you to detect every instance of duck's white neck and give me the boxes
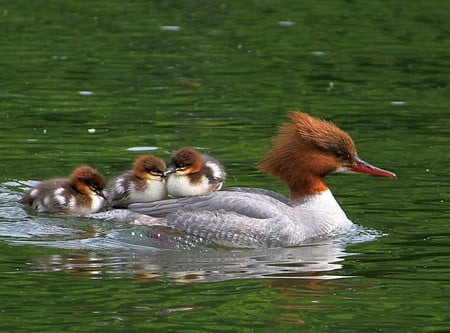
[292,189,352,238]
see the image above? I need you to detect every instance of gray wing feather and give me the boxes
[130,190,289,219]
[165,210,305,248]
[224,187,291,205]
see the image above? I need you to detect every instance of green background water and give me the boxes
[1,1,448,332]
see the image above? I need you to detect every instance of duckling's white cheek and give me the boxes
[167,176,210,197]
[90,195,105,213]
[143,180,167,201]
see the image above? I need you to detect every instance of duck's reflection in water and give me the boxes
[27,224,378,285]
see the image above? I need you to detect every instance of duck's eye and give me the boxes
[334,150,343,157]
[335,150,351,160]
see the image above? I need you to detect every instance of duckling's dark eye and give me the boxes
[90,185,100,192]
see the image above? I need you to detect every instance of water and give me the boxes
[1,1,449,332]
